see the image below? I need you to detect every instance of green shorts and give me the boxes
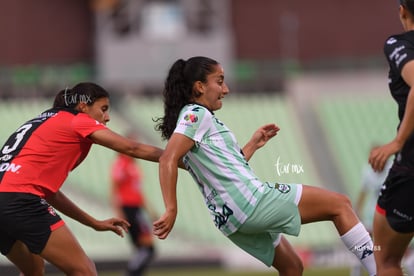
[227,182,302,266]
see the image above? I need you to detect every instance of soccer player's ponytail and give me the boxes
[155,56,219,140]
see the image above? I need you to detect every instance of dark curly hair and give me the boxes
[154,56,219,140]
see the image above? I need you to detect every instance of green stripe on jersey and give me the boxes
[174,104,265,236]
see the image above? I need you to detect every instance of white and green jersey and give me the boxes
[174,104,265,236]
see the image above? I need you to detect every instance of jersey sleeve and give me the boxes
[384,35,414,74]
[72,113,107,138]
[174,106,212,143]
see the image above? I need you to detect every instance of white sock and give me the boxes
[403,250,414,275]
[340,222,376,276]
[128,246,154,272]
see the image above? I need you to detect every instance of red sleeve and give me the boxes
[111,159,125,183]
[72,113,107,138]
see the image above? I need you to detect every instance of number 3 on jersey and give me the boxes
[2,124,33,155]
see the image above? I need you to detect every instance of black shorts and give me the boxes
[0,192,64,255]
[377,171,414,233]
[122,206,152,244]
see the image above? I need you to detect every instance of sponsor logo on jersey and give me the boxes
[393,208,413,221]
[355,242,374,260]
[184,113,198,123]
[179,113,199,127]
[0,162,21,173]
[389,45,407,67]
[48,206,57,216]
[40,199,57,216]
[386,37,397,45]
[37,112,57,119]
[0,154,12,162]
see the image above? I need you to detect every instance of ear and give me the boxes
[400,5,409,20]
[194,81,205,94]
[77,102,88,112]
[400,5,405,18]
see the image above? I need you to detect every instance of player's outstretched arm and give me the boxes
[90,128,188,169]
[92,218,130,237]
[90,128,164,163]
[46,191,130,237]
[242,124,280,162]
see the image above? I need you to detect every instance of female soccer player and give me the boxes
[0,82,164,275]
[152,56,377,276]
[369,0,414,274]
[110,131,156,276]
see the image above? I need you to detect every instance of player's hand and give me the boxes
[250,124,280,149]
[93,218,130,237]
[369,141,400,172]
[153,210,177,240]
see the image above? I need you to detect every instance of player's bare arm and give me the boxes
[154,133,194,239]
[242,124,280,161]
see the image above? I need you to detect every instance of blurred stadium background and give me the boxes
[0,0,402,275]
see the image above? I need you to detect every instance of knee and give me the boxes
[65,257,97,276]
[277,259,304,276]
[290,259,304,275]
[273,253,304,276]
[82,258,97,276]
[376,253,403,272]
[20,265,45,276]
[332,193,353,215]
[19,255,45,276]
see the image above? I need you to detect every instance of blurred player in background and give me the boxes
[356,160,392,233]
[153,56,377,276]
[351,158,392,276]
[368,1,414,275]
[0,82,164,275]
[110,131,156,276]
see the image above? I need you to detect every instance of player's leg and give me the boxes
[298,185,376,276]
[373,211,413,276]
[272,236,303,276]
[126,207,155,276]
[40,224,97,276]
[298,185,358,231]
[6,240,45,276]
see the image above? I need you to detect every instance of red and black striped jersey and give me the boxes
[0,108,107,197]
